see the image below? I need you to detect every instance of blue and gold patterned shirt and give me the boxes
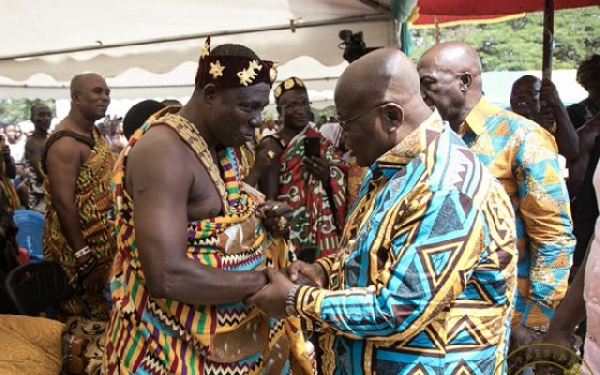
[292,111,518,374]
[461,97,575,330]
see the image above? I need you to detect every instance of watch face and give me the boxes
[285,284,301,316]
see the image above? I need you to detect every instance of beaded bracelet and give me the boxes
[76,255,97,279]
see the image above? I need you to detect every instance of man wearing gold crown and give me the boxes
[103,39,313,374]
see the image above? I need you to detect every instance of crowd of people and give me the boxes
[0,36,599,375]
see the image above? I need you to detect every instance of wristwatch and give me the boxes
[285,284,301,316]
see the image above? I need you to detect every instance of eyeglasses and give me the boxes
[338,102,390,131]
[282,101,312,112]
[512,89,540,97]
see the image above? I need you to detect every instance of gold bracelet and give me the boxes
[285,284,301,316]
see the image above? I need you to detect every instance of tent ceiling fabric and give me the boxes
[0,56,349,101]
[0,20,392,82]
[1,0,596,99]
[0,0,393,82]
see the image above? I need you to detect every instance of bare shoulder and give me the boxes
[124,125,221,219]
[25,135,43,151]
[259,135,283,148]
[129,125,183,158]
[576,120,600,149]
[258,135,284,157]
[126,125,197,191]
[44,134,89,162]
[579,117,600,135]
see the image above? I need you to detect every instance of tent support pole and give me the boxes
[434,15,440,44]
[542,0,554,80]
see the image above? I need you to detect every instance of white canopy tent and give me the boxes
[0,0,395,104]
[0,0,590,120]
[0,56,350,106]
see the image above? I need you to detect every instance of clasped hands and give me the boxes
[245,261,327,317]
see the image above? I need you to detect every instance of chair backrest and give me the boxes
[13,210,44,263]
[4,261,90,317]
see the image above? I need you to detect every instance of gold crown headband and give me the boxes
[195,37,278,89]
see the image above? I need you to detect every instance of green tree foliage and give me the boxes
[410,6,599,71]
[313,106,338,121]
[0,98,56,127]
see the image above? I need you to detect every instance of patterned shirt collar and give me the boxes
[462,96,502,136]
[373,109,445,173]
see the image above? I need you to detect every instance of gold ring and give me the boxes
[277,216,287,230]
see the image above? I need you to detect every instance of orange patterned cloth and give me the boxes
[344,153,367,211]
[460,97,575,330]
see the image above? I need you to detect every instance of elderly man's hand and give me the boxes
[530,329,578,375]
[257,200,293,237]
[245,268,295,317]
[305,156,331,183]
[540,78,562,108]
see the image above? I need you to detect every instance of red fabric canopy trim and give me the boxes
[415,0,597,16]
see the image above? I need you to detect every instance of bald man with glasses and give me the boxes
[248,47,518,375]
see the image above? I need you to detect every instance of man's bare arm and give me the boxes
[569,114,600,196]
[44,137,89,252]
[128,127,267,306]
[539,78,580,160]
[1,144,16,179]
[244,147,274,187]
[25,138,44,182]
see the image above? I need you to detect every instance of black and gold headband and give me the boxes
[274,76,307,104]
